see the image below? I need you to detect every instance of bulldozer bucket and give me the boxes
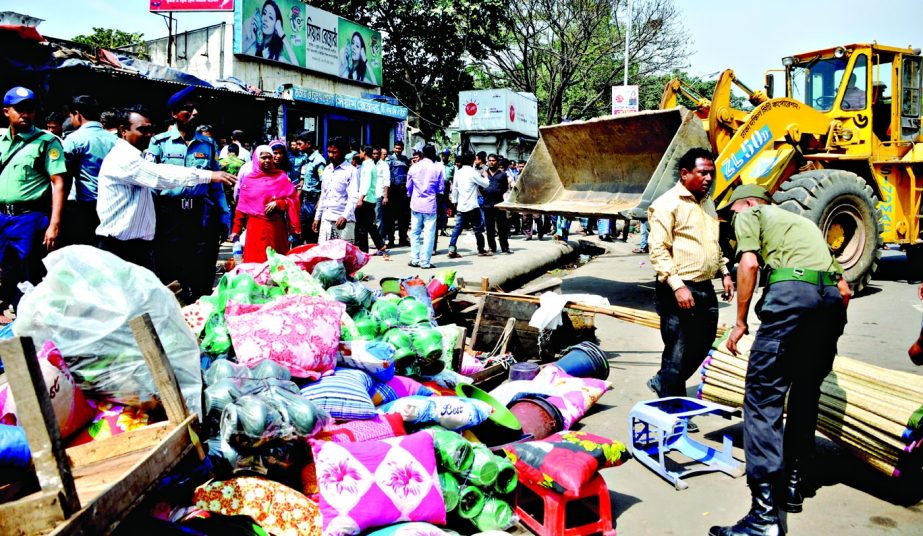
[499,107,710,219]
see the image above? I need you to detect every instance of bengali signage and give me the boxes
[234,1,383,86]
[287,86,408,120]
[458,89,538,137]
[611,85,639,115]
[150,0,234,12]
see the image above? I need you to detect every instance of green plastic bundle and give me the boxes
[439,472,460,512]
[433,429,474,473]
[493,457,519,495]
[462,444,499,488]
[473,496,514,531]
[457,485,485,519]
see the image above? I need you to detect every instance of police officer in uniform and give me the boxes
[710,185,851,536]
[0,86,66,310]
[146,86,229,302]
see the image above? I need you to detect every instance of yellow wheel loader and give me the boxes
[502,43,923,291]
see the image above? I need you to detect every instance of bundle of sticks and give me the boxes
[700,335,923,477]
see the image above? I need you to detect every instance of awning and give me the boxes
[280,85,408,121]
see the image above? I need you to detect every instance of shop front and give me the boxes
[279,85,407,152]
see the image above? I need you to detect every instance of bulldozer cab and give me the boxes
[784,45,922,149]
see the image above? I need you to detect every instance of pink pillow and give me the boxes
[312,431,446,535]
[226,295,344,379]
[315,413,407,444]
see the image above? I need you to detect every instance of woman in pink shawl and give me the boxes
[229,145,301,263]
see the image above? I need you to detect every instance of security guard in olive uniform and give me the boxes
[146,86,229,302]
[0,86,66,309]
[710,185,851,536]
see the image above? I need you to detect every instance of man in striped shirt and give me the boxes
[96,106,236,271]
[647,147,735,411]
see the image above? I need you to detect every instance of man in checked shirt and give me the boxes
[647,148,735,425]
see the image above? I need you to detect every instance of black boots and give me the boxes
[708,480,785,536]
[780,466,805,513]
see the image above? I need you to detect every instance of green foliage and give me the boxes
[311,0,510,140]
[72,27,146,50]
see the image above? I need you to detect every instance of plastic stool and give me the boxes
[628,396,744,490]
[514,474,616,536]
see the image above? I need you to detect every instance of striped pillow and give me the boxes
[300,368,377,421]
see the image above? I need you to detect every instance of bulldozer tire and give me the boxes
[772,169,882,293]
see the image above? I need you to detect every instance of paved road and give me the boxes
[355,227,923,534]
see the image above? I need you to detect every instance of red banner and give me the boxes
[149,0,235,12]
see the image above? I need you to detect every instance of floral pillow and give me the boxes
[226,295,344,380]
[503,430,628,494]
[314,413,407,444]
[193,476,322,536]
[311,430,446,535]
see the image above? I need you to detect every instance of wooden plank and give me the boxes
[66,421,173,468]
[480,276,490,291]
[0,337,81,517]
[0,491,67,535]
[499,317,518,355]
[469,293,488,351]
[49,414,197,536]
[128,314,189,426]
[451,326,466,372]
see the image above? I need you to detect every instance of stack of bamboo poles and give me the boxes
[464,290,729,337]
[701,334,923,477]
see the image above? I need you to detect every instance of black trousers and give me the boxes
[59,200,100,247]
[355,201,385,252]
[385,185,410,244]
[653,279,719,397]
[744,280,846,480]
[153,202,216,302]
[98,236,155,272]
[482,206,509,252]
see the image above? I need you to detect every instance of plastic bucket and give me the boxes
[555,341,610,380]
[507,396,564,440]
[457,383,522,446]
[380,277,401,295]
[509,362,540,381]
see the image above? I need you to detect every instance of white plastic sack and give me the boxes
[14,246,202,416]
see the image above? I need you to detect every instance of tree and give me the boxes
[311,1,509,140]
[476,0,690,124]
[72,27,146,51]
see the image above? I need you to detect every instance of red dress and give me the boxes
[232,199,294,264]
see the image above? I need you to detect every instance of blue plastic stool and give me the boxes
[628,396,744,490]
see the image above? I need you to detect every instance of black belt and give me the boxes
[0,199,48,216]
[155,197,204,210]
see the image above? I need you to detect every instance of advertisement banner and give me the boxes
[458,89,538,137]
[336,18,383,87]
[611,85,639,115]
[305,5,338,77]
[235,0,308,67]
[150,0,234,12]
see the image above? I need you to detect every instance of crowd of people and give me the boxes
[0,83,613,320]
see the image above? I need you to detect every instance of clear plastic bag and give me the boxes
[14,246,202,416]
[311,259,347,289]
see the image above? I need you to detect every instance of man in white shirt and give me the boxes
[447,152,489,258]
[96,105,236,270]
[218,129,251,162]
[374,146,390,241]
[312,137,359,243]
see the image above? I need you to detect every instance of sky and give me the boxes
[3,0,922,97]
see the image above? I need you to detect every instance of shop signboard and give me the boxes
[150,0,234,11]
[287,86,408,120]
[458,89,538,137]
[611,85,639,115]
[234,1,383,86]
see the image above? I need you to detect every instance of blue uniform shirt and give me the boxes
[289,151,308,186]
[145,126,229,231]
[62,121,117,202]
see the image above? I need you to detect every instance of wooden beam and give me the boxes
[65,421,173,468]
[0,490,67,535]
[128,314,188,425]
[0,337,81,517]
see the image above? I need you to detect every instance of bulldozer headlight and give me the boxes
[841,129,854,141]
[782,56,795,67]
[834,47,847,58]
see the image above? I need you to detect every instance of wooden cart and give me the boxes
[0,314,204,536]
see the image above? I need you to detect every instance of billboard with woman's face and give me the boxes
[235,1,383,86]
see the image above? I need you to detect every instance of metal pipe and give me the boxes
[623,0,633,87]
